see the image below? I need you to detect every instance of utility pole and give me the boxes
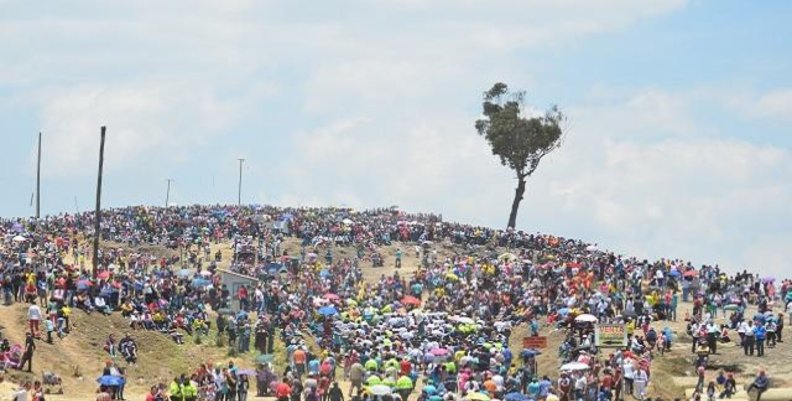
[165,178,173,208]
[92,126,106,277]
[237,158,245,206]
[36,132,41,219]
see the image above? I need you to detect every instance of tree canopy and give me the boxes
[475,82,565,228]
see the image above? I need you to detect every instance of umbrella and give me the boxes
[558,308,570,316]
[76,279,93,290]
[431,348,449,356]
[466,392,491,401]
[401,296,421,306]
[97,375,125,386]
[521,349,542,358]
[199,271,212,277]
[342,218,355,225]
[445,273,459,281]
[574,314,598,323]
[318,305,339,316]
[683,270,697,278]
[505,393,531,401]
[191,278,210,288]
[237,369,257,376]
[97,271,110,280]
[12,235,27,243]
[560,362,590,371]
[762,277,775,284]
[324,293,340,301]
[723,304,740,311]
[177,269,192,278]
[256,354,274,364]
[369,385,393,396]
[454,317,475,325]
[498,253,518,262]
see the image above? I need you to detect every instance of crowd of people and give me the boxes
[0,205,789,401]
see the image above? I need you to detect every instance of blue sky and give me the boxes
[1,0,790,274]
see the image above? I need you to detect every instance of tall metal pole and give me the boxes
[165,178,173,208]
[237,158,245,206]
[36,132,41,219]
[92,126,106,277]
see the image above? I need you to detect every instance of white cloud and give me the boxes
[28,82,245,177]
[276,87,792,277]
[751,90,792,120]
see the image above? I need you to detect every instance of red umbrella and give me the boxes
[97,271,110,280]
[324,293,340,301]
[401,296,422,306]
[683,270,697,278]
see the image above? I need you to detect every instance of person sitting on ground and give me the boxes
[167,324,184,345]
[104,334,117,358]
[94,296,112,315]
[119,334,138,365]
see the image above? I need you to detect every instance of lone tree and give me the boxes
[475,82,565,229]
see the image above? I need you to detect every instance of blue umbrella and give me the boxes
[505,393,531,401]
[318,305,338,316]
[558,308,570,315]
[266,263,282,274]
[191,278,210,288]
[669,269,681,278]
[521,349,541,358]
[177,269,192,278]
[97,375,125,386]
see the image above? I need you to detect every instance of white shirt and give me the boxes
[28,305,42,321]
[12,389,27,401]
[623,363,635,379]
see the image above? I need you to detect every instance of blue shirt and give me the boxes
[755,326,767,340]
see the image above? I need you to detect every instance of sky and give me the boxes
[1,0,790,275]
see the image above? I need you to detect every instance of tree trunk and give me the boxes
[507,176,527,229]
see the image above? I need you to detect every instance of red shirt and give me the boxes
[400,360,411,375]
[276,383,291,398]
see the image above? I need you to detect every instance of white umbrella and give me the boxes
[369,385,392,396]
[453,316,475,325]
[342,218,354,225]
[12,235,27,243]
[560,362,590,372]
[574,314,598,323]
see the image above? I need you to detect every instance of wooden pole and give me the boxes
[92,126,106,276]
[36,132,42,219]
[237,158,245,206]
[166,178,173,207]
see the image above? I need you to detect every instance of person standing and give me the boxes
[28,303,42,338]
[18,332,36,372]
[275,378,291,401]
[743,321,755,356]
[755,323,766,357]
[633,367,649,401]
[777,313,784,343]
